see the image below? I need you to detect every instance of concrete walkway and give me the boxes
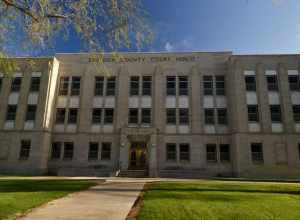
[18,181,145,220]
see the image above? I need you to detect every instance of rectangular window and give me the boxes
[6,105,17,121]
[141,108,151,124]
[245,75,256,91]
[179,76,188,96]
[179,108,189,125]
[129,108,138,124]
[270,105,282,123]
[288,75,299,91]
[55,108,66,124]
[88,142,99,160]
[51,142,61,160]
[142,76,152,96]
[166,108,176,124]
[220,144,230,162]
[71,76,81,96]
[30,77,40,92]
[92,108,102,124]
[166,143,176,161]
[63,142,74,160]
[206,144,217,162]
[266,75,279,91]
[68,108,78,124]
[19,140,31,160]
[11,77,22,92]
[248,105,259,122]
[217,108,227,125]
[25,105,37,121]
[130,76,139,96]
[203,75,213,95]
[101,142,111,160]
[95,76,104,96]
[215,75,225,95]
[106,76,116,96]
[58,76,69,96]
[293,105,300,123]
[179,143,190,161]
[166,76,176,96]
[104,108,114,124]
[204,109,214,124]
[251,143,264,163]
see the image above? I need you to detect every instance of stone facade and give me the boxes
[0,52,300,178]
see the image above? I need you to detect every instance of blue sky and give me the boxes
[25,0,300,55]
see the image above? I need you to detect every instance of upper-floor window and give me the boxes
[130,76,139,96]
[71,76,81,96]
[88,142,99,160]
[142,76,152,96]
[11,77,22,92]
[179,76,188,96]
[245,75,256,91]
[51,142,62,160]
[166,108,176,125]
[288,75,300,91]
[25,105,37,121]
[203,75,213,95]
[55,108,66,124]
[266,75,279,91]
[293,105,300,123]
[106,77,116,96]
[19,140,31,160]
[206,144,217,162]
[217,108,227,125]
[63,142,74,160]
[58,77,69,96]
[248,105,259,122]
[95,76,104,96]
[6,105,17,121]
[179,108,189,125]
[166,76,176,96]
[251,143,264,163]
[204,108,214,124]
[129,108,138,124]
[220,144,230,162]
[30,77,41,92]
[270,105,282,123]
[179,143,190,161]
[166,143,176,161]
[101,142,111,160]
[215,75,225,95]
[68,108,78,124]
[104,108,114,124]
[141,108,151,124]
[92,108,102,124]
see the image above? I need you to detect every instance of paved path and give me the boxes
[18,181,145,220]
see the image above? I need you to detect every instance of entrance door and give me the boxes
[129,142,147,169]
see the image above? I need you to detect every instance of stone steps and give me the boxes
[118,170,149,178]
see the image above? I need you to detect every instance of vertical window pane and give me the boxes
[203,75,213,95]
[251,143,264,163]
[106,76,116,96]
[63,142,74,160]
[130,76,139,96]
[26,105,37,121]
[59,77,69,96]
[141,108,151,124]
[51,142,61,160]
[104,108,114,124]
[166,108,176,124]
[179,76,188,96]
[288,75,299,91]
[248,105,259,122]
[245,75,256,91]
[95,76,104,96]
[206,144,217,162]
[142,76,152,96]
[56,108,66,124]
[92,108,102,124]
[179,143,190,161]
[270,105,282,123]
[220,144,230,162]
[71,76,81,96]
[217,108,227,125]
[215,75,225,95]
[88,142,99,160]
[266,75,279,91]
[6,105,17,121]
[166,143,176,161]
[179,108,189,125]
[19,140,31,160]
[166,76,176,96]
[68,108,78,124]
[129,108,139,124]
[101,142,111,160]
[11,77,22,92]
[293,105,300,123]
[204,109,214,124]
[30,77,41,92]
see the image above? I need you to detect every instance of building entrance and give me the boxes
[129,142,147,169]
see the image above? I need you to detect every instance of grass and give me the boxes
[0,179,96,220]
[139,180,300,220]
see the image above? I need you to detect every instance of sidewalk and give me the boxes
[17,181,145,220]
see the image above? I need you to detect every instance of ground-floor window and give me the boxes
[19,140,31,160]
[179,143,190,161]
[88,142,99,160]
[220,144,230,162]
[101,142,111,160]
[63,142,74,160]
[206,144,217,162]
[51,142,61,160]
[251,143,264,163]
[166,143,176,161]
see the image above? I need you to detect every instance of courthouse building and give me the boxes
[0,52,300,178]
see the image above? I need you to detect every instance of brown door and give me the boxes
[129,142,147,169]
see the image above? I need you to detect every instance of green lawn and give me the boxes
[139,181,300,220]
[0,179,96,220]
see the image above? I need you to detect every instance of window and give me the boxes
[11,77,22,92]
[106,76,116,96]
[51,142,61,160]
[58,77,69,96]
[88,142,99,160]
[266,75,279,91]
[19,140,31,160]
[25,105,37,121]
[179,143,190,161]
[215,75,225,95]
[217,108,227,125]
[251,143,264,163]
[101,142,111,160]
[95,76,104,96]
[206,144,217,162]
[166,108,176,124]
[6,105,17,121]
[203,75,213,95]
[204,109,214,124]
[104,108,114,124]
[220,144,230,162]
[166,76,176,96]
[270,105,282,123]
[55,108,66,124]
[142,76,152,96]
[288,75,299,91]
[68,108,78,124]
[71,76,81,96]
[293,105,300,123]
[130,76,139,96]
[248,105,259,122]
[245,75,256,91]
[166,143,176,161]
[129,108,138,124]
[179,76,188,96]
[63,142,74,160]
[92,108,102,124]
[179,108,189,125]
[141,108,151,124]
[30,77,40,92]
